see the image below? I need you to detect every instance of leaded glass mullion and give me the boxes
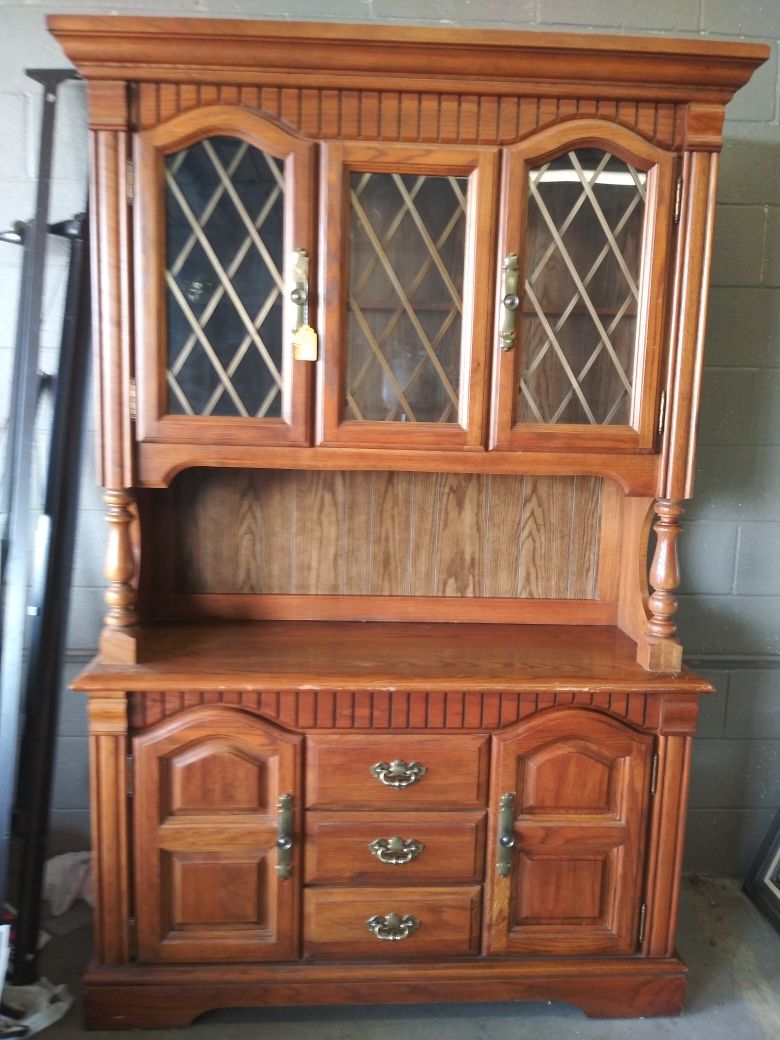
[344,171,468,424]
[517,148,647,427]
[164,135,286,420]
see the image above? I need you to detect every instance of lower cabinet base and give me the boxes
[83,956,688,1028]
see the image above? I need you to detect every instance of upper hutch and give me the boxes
[50,16,767,1029]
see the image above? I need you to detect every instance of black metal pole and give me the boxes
[10,216,90,985]
[0,68,78,914]
[0,221,31,591]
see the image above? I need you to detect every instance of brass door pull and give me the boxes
[276,792,294,879]
[366,912,420,942]
[290,247,318,361]
[368,836,424,865]
[497,791,516,877]
[371,759,427,788]
[499,253,520,351]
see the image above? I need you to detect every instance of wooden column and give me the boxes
[643,696,698,957]
[637,499,684,672]
[100,489,139,663]
[88,691,132,966]
[88,81,141,662]
[643,134,720,671]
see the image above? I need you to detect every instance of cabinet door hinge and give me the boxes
[638,902,647,946]
[128,378,137,422]
[657,390,666,436]
[673,176,683,225]
[650,752,659,796]
[126,158,134,206]
[125,753,134,798]
[128,916,138,959]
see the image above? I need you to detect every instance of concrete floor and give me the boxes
[34,876,780,1039]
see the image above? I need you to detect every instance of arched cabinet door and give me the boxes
[134,106,315,447]
[132,706,302,963]
[484,708,654,956]
[490,119,677,453]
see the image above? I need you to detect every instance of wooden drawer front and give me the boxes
[304,886,482,959]
[305,811,486,884]
[305,734,489,809]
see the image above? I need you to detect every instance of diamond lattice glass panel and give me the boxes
[345,172,468,423]
[164,136,285,418]
[518,149,647,426]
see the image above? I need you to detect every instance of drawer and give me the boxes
[305,811,486,884]
[305,734,489,809]
[303,886,481,959]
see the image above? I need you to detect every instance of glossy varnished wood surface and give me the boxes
[49,17,767,103]
[133,707,302,963]
[137,444,659,494]
[74,621,713,693]
[305,733,488,809]
[48,16,765,1029]
[127,688,686,736]
[303,885,482,959]
[304,811,486,885]
[82,955,688,1027]
[485,709,652,956]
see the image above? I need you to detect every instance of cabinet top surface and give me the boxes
[48,15,767,97]
[74,622,711,694]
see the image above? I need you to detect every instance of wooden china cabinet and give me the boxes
[50,16,767,1028]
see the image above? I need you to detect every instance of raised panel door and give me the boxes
[133,706,302,962]
[484,708,653,955]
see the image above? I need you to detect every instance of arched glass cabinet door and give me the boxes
[490,120,676,453]
[134,106,315,446]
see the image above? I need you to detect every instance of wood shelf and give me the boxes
[75,620,712,694]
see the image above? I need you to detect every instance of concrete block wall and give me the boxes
[0,0,777,875]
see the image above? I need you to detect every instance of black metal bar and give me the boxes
[10,215,90,985]
[0,67,78,913]
[0,221,31,589]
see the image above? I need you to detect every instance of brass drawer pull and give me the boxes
[368,836,424,865]
[276,793,294,879]
[372,759,427,788]
[366,912,420,942]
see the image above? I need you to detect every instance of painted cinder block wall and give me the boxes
[0,0,777,874]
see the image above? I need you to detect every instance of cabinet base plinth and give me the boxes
[83,957,687,1029]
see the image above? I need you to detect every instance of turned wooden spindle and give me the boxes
[637,498,684,672]
[100,489,139,663]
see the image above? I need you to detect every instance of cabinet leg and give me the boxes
[571,973,686,1018]
[85,987,203,1030]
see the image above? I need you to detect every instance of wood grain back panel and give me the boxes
[162,469,603,600]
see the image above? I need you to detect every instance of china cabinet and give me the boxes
[49,15,767,1028]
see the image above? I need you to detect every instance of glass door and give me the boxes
[490,120,676,453]
[134,106,315,446]
[317,143,498,450]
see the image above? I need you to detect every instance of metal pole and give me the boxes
[10,216,90,984]
[0,68,78,911]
